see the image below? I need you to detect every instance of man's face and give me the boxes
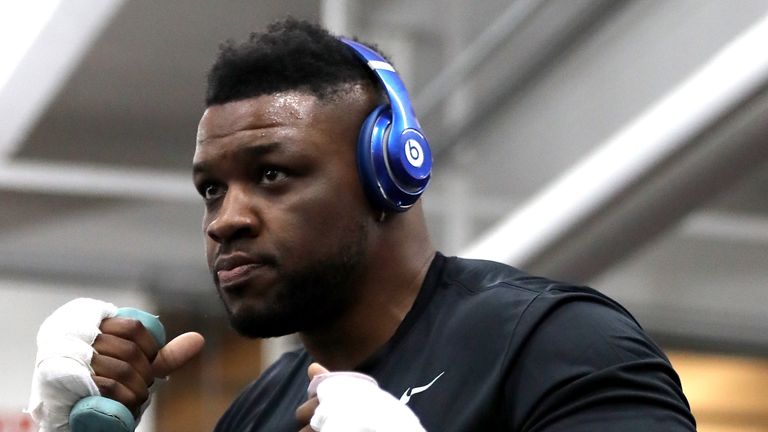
[193,90,376,338]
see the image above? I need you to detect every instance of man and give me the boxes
[29,18,696,431]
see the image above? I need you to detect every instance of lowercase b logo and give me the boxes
[405,139,424,168]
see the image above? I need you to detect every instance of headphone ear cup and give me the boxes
[356,105,393,210]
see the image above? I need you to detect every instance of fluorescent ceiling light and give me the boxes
[461,11,768,266]
[0,0,124,161]
[0,1,62,90]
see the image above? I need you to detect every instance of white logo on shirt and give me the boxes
[399,371,445,404]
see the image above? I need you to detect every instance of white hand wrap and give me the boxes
[309,372,426,432]
[26,298,118,432]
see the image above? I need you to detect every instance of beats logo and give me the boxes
[405,139,424,168]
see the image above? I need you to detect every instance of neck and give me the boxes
[299,204,435,370]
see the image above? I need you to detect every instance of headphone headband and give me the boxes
[340,39,422,135]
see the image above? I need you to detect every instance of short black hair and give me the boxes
[205,18,389,106]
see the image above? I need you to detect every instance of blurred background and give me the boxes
[1,0,767,431]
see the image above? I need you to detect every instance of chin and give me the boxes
[227,302,301,338]
[218,291,301,338]
[215,225,369,338]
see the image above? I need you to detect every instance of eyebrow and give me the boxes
[193,142,282,175]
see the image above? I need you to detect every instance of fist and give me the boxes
[91,316,161,415]
[27,298,205,432]
[296,363,425,432]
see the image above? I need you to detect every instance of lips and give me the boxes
[218,263,261,286]
[214,253,273,290]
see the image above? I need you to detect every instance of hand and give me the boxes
[92,317,204,415]
[296,363,425,432]
[27,298,205,432]
[296,363,329,431]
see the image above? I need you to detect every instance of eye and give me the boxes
[201,183,225,201]
[260,167,288,184]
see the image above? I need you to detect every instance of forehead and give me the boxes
[197,92,322,146]
[194,94,325,169]
[194,88,376,165]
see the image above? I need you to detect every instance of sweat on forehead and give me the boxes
[195,88,379,148]
[195,93,313,146]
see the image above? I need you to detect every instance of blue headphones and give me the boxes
[341,38,432,212]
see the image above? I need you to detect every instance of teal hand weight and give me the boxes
[69,308,166,432]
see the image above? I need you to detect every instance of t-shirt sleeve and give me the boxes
[503,293,697,431]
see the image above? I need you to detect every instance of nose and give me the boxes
[205,186,260,244]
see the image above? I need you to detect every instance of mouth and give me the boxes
[217,263,263,287]
[214,253,276,292]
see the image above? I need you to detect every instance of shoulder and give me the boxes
[438,257,696,429]
[442,254,607,300]
[439,255,663,368]
[422,255,651,379]
[438,255,636,330]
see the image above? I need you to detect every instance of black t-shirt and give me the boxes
[215,253,696,431]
